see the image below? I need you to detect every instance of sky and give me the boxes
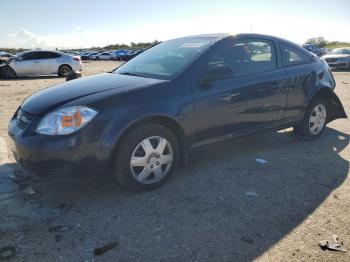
[0,0,349,49]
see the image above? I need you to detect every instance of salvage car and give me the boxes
[0,51,15,58]
[322,48,350,70]
[8,33,347,191]
[0,50,83,79]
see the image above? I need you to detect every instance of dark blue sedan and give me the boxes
[8,33,347,191]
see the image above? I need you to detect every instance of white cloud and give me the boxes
[8,28,45,48]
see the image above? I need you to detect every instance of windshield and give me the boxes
[331,48,350,55]
[114,37,218,79]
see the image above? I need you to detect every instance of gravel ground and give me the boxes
[0,61,349,262]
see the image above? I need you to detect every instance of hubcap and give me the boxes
[309,104,326,135]
[130,136,173,184]
[60,66,70,76]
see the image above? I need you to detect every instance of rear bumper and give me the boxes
[72,62,83,72]
[8,111,112,176]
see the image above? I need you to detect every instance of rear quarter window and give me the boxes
[281,44,313,67]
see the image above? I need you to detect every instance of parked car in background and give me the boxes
[8,33,346,191]
[87,52,100,60]
[123,49,144,61]
[0,50,82,79]
[111,50,129,61]
[94,52,114,60]
[322,48,350,70]
[302,44,325,56]
[81,51,98,60]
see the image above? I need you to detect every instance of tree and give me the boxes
[305,37,327,47]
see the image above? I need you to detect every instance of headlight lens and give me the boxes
[338,57,349,62]
[36,106,97,135]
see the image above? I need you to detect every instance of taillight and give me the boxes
[73,56,81,61]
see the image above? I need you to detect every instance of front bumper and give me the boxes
[8,109,112,176]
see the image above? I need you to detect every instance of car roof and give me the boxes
[17,50,69,56]
[177,33,230,39]
[174,33,301,46]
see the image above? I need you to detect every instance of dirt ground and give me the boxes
[0,61,349,262]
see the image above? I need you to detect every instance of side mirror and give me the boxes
[200,65,234,86]
[16,57,23,61]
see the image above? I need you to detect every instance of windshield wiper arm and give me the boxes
[118,72,143,77]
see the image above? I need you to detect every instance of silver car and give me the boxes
[322,48,350,70]
[0,50,83,79]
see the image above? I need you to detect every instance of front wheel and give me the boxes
[294,97,328,139]
[114,124,179,191]
[1,66,16,79]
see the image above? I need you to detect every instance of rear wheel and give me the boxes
[1,66,16,79]
[114,123,179,191]
[58,65,72,77]
[294,97,328,139]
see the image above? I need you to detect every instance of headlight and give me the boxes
[338,57,349,62]
[36,106,97,135]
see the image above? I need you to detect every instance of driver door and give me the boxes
[12,51,42,76]
[192,37,289,143]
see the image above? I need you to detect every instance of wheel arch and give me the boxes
[0,65,17,78]
[111,115,189,167]
[311,87,347,123]
[58,64,72,72]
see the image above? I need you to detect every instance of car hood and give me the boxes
[323,54,350,59]
[21,73,168,115]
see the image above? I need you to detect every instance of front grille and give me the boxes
[16,109,35,130]
[325,58,337,63]
[20,159,72,175]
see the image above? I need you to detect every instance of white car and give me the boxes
[0,50,83,79]
[94,52,114,60]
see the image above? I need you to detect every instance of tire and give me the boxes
[114,123,180,191]
[1,66,16,79]
[58,65,72,77]
[294,97,328,139]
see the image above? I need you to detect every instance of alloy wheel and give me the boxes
[2,67,15,79]
[60,66,71,76]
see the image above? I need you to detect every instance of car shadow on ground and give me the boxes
[0,127,348,261]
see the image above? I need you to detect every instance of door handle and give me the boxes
[34,61,39,63]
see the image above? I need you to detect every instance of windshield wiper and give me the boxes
[118,72,144,77]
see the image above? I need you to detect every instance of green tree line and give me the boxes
[305,36,350,49]
[0,40,161,54]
